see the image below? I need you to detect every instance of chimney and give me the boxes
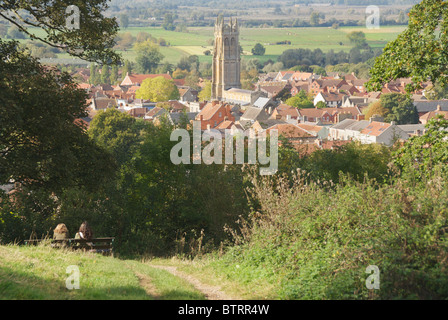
[390,121,396,126]
[437,105,441,111]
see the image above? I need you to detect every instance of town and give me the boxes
[77,19,445,154]
[2,0,448,302]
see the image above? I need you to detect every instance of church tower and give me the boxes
[211,17,241,100]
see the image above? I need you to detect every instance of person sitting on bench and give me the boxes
[53,223,69,240]
[75,221,94,240]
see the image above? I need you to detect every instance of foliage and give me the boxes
[251,43,266,56]
[133,40,164,74]
[198,80,212,102]
[364,100,389,120]
[304,141,393,184]
[88,109,145,166]
[393,116,448,182]
[380,93,419,124]
[347,31,368,49]
[0,0,120,64]
[285,90,314,109]
[0,40,116,192]
[136,76,180,102]
[367,0,448,92]
[218,168,448,299]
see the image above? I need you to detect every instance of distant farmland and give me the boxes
[39,25,406,65]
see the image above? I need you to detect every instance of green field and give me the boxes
[115,25,406,65]
[23,25,406,65]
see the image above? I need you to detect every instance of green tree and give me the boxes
[251,43,266,56]
[101,65,110,84]
[310,12,320,26]
[162,13,176,31]
[286,90,314,109]
[122,59,132,78]
[367,0,448,92]
[0,0,120,64]
[364,100,389,120]
[110,64,119,85]
[0,40,116,192]
[380,93,419,124]
[315,101,327,109]
[133,40,164,74]
[89,109,145,165]
[198,80,212,102]
[347,31,368,49]
[119,14,129,29]
[394,115,448,181]
[136,76,180,102]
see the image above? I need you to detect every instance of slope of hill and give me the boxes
[0,244,209,300]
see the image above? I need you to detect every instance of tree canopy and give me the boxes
[136,76,180,102]
[0,0,120,64]
[367,0,448,92]
[0,40,115,191]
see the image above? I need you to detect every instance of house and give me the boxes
[166,100,188,113]
[195,101,236,130]
[127,107,147,119]
[265,123,317,146]
[178,86,197,102]
[290,82,309,96]
[166,112,198,126]
[358,121,409,146]
[298,107,362,125]
[348,79,368,93]
[414,100,448,117]
[328,119,371,141]
[274,71,295,82]
[252,97,276,110]
[342,96,373,108]
[145,106,167,121]
[240,106,270,122]
[291,72,313,81]
[90,97,117,111]
[187,101,207,113]
[251,119,288,132]
[398,124,427,137]
[419,105,448,124]
[222,88,267,107]
[258,82,290,99]
[309,79,348,95]
[338,84,359,96]
[269,104,300,123]
[296,123,329,140]
[314,92,346,108]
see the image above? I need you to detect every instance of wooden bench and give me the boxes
[24,237,115,255]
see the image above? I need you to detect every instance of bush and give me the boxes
[219,170,448,299]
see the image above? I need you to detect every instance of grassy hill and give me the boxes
[0,244,207,300]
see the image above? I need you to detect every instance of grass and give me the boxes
[147,256,279,300]
[0,244,205,300]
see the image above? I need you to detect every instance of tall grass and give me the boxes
[213,170,448,299]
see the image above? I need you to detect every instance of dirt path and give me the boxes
[134,272,161,299]
[150,265,236,300]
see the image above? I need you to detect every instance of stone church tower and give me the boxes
[211,17,241,100]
